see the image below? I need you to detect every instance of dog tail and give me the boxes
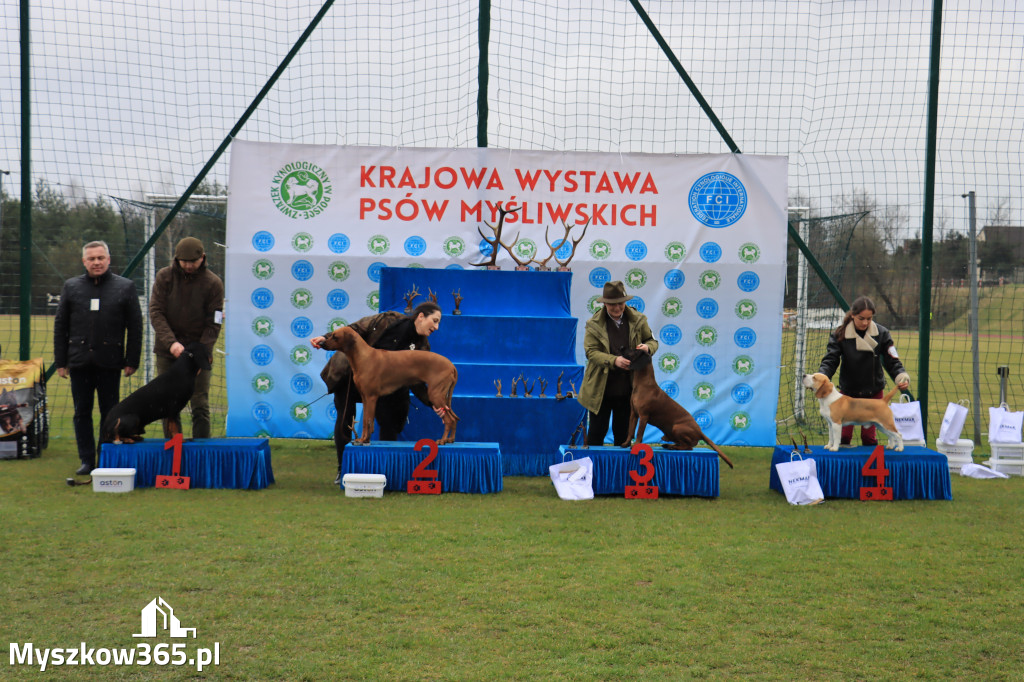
[699,430,734,469]
[882,386,901,404]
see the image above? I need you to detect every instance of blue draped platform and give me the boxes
[340,441,503,494]
[559,445,720,497]
[768,445,952,501]
[100,438,274,490]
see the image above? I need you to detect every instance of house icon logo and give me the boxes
[133,597,196,638]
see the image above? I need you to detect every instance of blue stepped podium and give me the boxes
[379,267,586,476]
[100,438,274,490]
[559,445,720,497]
[340,441,503,494]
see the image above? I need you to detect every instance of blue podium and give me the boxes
[340,441,503,494]
[559,445,720,497]
[768,445,951,501]
[100,438,274,490]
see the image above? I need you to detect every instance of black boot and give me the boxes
[76,457,95,476]
[333,467,342,486]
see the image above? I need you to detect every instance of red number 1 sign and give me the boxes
[625,443,659,499]
[859,444,892,501]
[407,438,442,494]
[156,433,190,490]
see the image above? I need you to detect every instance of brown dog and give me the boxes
[320,326,460,445]
[802,373,903,451]
[619,348,733,468]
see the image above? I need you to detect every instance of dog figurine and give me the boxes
[319,326,460,445]
[100,342,212,444]
[802,373,903,451]
[619,347,733,468]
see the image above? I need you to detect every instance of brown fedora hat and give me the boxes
[597,280,633,304]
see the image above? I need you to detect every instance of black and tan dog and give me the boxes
[100,342,212,444]
[618,347,733,468]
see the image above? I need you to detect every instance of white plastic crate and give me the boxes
[934,438,974,472]
[984,440,1024,476]
[91,468,137,493]
[983,458,1024,476]
[342,473,387,497]
[901,439,926,448]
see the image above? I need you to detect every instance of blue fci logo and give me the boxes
[589,267,611,288]
[252,231,275,252]
[251,345,274,366]
[699,242,723,263]
[738,271,760,292]
[694,409,713,429]
[291,317,313,338]
[659,381,679,399]
[626,297,645,313]
[367,262,386,283]
[625,240,648,261]
[732,383,754,404]
[404,236,427,256]
[734,327,757,348]
[252,402,273,422]
[251,288,274,309]
[327,289,349,310]
[291,374,313,394]
[328,233,350,254]
[660,324,682,345]
[693,354,716,375]
[689,172,748,227]
[478,238,494,258]
[696,298,719,319]
[663,270,685,290]
[291,260,314,281]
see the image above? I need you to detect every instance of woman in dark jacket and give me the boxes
[817,296,911,446]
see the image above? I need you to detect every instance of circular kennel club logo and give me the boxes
[696,325,718,347]
[689,171,748,227]
[625,268,647,288]
[291,260,314,281]
[328,261,350,282]
[698,270,722,291]
[587,295,602,314]
[251,316,273,337]
[251,288,274,309]
[252,259,274,280]
[291,402,312,422]
[693,354,716,375]
[665,242,686,263]
[590,239,612,260]
[659,353,680,373]
[291,317,313,338]
[733,355,754,375]
[368,234,390,255]
[292,232,314,252]
[731,411,752,431]
[625,240,648,261]
[514,238,537,261]
[252,374,273,394]
[662,297,682,317]
[699,242,723,263]
[366,291,380,311]
[328,318,347,332]
[272,162,332,219]
[444,236,466,257]
[739,242,761,263]
[251,345,273,366]
[660,324,682,346]
[735,299,757,320]
[328,233,351,254]
[404,236,427,256]
[693,382,715,402]
[290,345,312,365]
[291,288,313,309]
[696,298,719,319]
[252,230,275,252]
[291,374,313,395]
[732,383,754,404]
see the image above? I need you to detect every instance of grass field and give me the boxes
[2,439,1023,680]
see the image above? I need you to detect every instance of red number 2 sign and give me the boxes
[859,444,892,501]
[625,443,658,499]
[407,438,442,494]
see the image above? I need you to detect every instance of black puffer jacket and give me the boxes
[53,270,143,370]
[818,321,907,398]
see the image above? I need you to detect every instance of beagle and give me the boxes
[802,373,903,452]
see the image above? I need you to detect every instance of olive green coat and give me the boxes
[577,306,658,414]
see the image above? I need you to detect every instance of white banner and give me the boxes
[225,141,787,446]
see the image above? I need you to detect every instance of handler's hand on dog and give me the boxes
[124,366,136,377]
[636,343,650,354]
[310,335,326,349]
[170,342,185,358]
[614,356,631,369]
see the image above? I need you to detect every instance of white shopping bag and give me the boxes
[890,395,924,442]
[988,404,1024,444]
[960,463,1010,479]
[938,401,969,445]
[549,455,594,500]
[775,453,824,506]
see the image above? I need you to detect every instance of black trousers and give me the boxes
[332,381,411,470]
[586,392,631,446]
[69,365,122,463]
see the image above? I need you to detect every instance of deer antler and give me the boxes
[533,221,575,269]
[470,204,522,267]
[554,217,590,268]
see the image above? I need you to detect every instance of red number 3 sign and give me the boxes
[625,443,658,499]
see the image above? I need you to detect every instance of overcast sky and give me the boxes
[2,0,1022,233]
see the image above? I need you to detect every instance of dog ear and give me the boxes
[815,376,831,399]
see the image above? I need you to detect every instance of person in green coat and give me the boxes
[577,281,657,446]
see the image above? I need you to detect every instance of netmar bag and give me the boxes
[549,454,594,501]
[890,394,924,442]
[938,400,969,445]
[988,404,1024,444]
[775,453,824,506]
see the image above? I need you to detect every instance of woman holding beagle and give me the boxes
[817,296,911,446]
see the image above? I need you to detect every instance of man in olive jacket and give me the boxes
[149,237,224,439]
[54,241,142,475]
[578,281,658,446]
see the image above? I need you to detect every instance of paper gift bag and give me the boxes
[989,404,1024,443]
[938,401,969,445]
[549,456,594,501]
[775,453,824,506]
[890,395,924,442]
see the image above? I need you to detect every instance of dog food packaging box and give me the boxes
[342,473,387,498]
[0,358,48,460]
[91,468,137,493]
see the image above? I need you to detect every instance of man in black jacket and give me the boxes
[54,241,143,474]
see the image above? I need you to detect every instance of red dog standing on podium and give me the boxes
[319,326,460,445]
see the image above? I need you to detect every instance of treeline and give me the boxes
[0,180,226,315]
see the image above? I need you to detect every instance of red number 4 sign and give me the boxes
[859,444,893,501]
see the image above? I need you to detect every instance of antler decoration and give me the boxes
[403,284,420,312]
[427,287,438,304]
[553,217,590,269]
[471,203,523,268]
